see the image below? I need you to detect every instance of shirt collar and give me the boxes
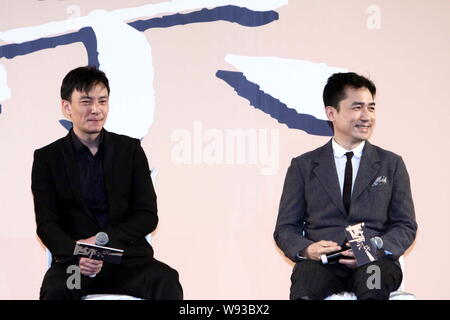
[332,138,365,159]
[70,128,105,154]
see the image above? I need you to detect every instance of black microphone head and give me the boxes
[95,232,109,246]
[370,236,383,249]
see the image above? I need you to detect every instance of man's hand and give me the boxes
[301,241,341,261]
[339,242,357,269]
[78,236,96,245]
[77,236,103,276]
[79,258,103,276]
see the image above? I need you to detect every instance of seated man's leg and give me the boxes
[132,258,183,300]
[90,257,183,300]
[40,262,87,300]
[290,260,347,300]
[348,258,403,300]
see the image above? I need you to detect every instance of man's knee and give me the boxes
[40,264,84,300]
[142,260,183,299]
[40,276,83,300]
[290,260,344,300]
[352,259,403,300]
[157,263,180,286]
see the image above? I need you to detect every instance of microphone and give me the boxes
[95,232,109,246]
[88,232,109,278]
[370,236,383,249]
[370,236,385,259]
[320,246,352,265]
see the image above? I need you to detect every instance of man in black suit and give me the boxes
[274,72,417,300]
[32,66,183,300]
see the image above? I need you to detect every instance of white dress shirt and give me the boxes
[332,139,365,196]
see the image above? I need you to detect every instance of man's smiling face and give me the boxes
[326,86,376,149]
[62,82,109,140]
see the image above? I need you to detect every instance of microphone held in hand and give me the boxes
[88,232,109,278]
[370,236,383,249]
[320,237,384,264]
[320,246,352,265]
[95,232,109,246]
[370,236,385,258]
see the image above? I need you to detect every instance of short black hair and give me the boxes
[323,72,376,110]
[60,66,110,101]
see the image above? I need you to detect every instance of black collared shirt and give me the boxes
[70,129,109,228]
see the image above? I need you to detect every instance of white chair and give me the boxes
[325,255,416,300]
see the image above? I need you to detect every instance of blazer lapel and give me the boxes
[313,140,348,217]
[102,130,115,218]
[351,141,381,202]
[62,133,97,223]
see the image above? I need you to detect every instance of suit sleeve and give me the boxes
[32,149,76,256]
[104,140,158,245]
[381,156,418,259]
[274,158,314,262]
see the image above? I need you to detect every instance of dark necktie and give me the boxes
[343,151,354,214]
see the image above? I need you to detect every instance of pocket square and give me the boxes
[372,176,387,187]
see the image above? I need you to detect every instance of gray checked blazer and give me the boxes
[274,139,417,263]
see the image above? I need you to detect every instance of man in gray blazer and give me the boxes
[274,72,417,300]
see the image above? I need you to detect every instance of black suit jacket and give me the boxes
[32,130,158,260]
[274,140,417,263]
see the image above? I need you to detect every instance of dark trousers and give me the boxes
[290,258,403,300]
[40,256,183,300]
